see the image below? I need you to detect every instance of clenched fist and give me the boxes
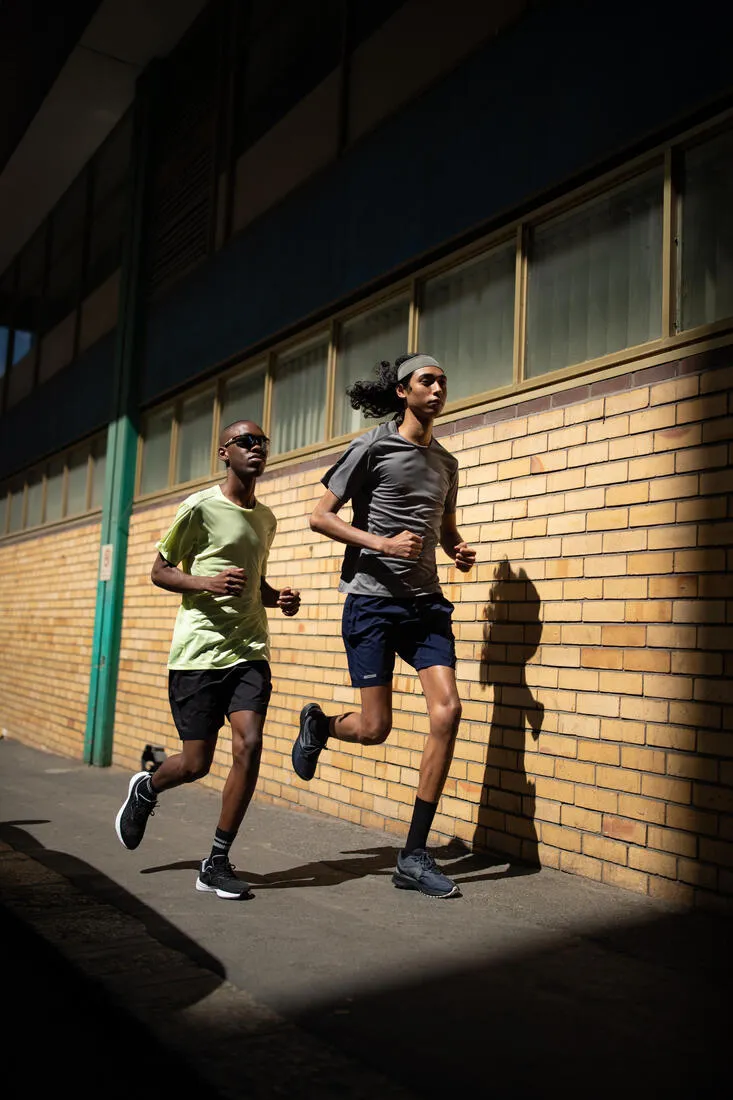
[204,567,247,596]
[381,530,423,560]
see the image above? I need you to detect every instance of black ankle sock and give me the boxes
[403,797,438,855]
[210,827,237,863]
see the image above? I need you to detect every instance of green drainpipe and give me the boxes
[84,72,154,766]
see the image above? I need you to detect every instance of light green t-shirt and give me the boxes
[156,485,277,670]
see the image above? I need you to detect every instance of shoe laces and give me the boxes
[209,857,236,875]
[411,849,439,872]
[134,786,157,815]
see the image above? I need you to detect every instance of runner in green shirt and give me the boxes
[115,419,300,899]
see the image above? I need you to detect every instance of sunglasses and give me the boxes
[223,433,270,453]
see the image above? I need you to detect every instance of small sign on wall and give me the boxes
[99,543,114,581]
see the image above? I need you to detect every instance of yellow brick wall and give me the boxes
[112,350,732,906]
[0,519,100,758]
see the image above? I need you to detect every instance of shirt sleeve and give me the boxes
[444,463,459,514]
[155,500,202,568]
[321,435,372,504]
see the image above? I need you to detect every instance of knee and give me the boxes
[232,730,263,766]
[434,698,462,737]
[359,719,391,746]
[182,759,211,783]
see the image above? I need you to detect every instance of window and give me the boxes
[8,478,24,533]
[526,168,663,376]
[220,365,266,432]
[420,244,515,401]
[66,447,90,515]
[237,0,343,153]
[270,339,328,455]
[335,298,409,435]
[680,129,733,330]
[176,389,214,484]
[45,457,65,523]
[139,407,173,495]
[25,469,44,528]
[90,434,107,510]
[0,487,6,534]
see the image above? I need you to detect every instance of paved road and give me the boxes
[1,738,730,1097]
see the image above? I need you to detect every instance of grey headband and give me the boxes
[397,354,442,382]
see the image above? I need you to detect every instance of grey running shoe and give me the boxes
[115,771,157,850]
[291,703,329,781]
[392,848,461,898]
[196,858,252,899]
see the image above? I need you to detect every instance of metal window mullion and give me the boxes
[513,224,528,384]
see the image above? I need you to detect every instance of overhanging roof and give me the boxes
[0,0,208,275]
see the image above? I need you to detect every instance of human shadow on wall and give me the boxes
[472,559,544,869]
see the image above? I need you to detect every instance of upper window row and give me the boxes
[0,114,131,416]
[135,125,733,495]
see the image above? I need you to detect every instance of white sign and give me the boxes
[100,543,114,581]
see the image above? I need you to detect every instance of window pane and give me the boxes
[66,447,89,515]
[680,130,733,330]
[139,407,173,494]
[237,0,342,152]
[87,189,126,292]
[0,486,7,534]
[8,479,24,533]
[271,340,327,455]
[45,457,65,523]
[43,241,82,332]
[526,169,663,377]
[25,470,44,528]
[52,175,87,259]
[221,365,266,431]
[335,299,409,436]
[176,389,214,484]
[93,113,132,210]
[12,329,33,365]
[90,434,107,510]
[420,245,515,402]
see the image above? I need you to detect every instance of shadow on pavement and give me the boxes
[293,906,732,1097]
[140,841,535,890]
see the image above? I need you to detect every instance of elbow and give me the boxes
[309,511,324,534]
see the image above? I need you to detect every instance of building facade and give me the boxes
[1,0,732,907]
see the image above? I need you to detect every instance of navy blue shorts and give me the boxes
[342,594,456,689]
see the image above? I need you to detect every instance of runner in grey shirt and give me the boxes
[325,418,458,597]
[291,353,476,898]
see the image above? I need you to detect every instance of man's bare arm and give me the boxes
[151,553,246,596]
[310,489,423,561]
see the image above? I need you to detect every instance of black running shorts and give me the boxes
[168,661,272,741]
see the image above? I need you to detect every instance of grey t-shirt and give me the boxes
[322,420,459,597]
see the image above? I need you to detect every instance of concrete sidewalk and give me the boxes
[0,737,730,1098]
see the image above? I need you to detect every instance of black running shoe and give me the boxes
[115,771,157,850]
[392,848,461,898]
[291,703,329,781]
[196,858,252,899]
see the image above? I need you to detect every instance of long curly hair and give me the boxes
[345,353,419,423]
